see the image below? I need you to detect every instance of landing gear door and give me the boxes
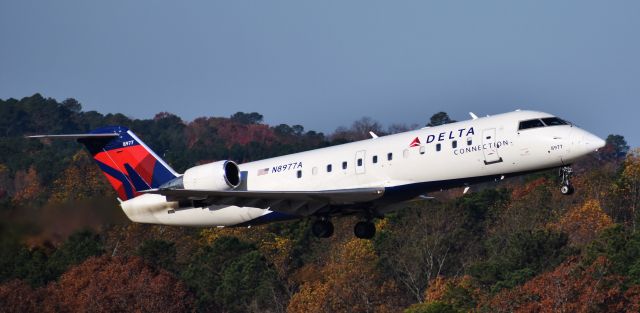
[482,128,503,165]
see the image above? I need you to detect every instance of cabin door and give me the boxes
[355,150,366,174]
[482,128,503,165]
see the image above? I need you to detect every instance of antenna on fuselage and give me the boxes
[469,112,478,120]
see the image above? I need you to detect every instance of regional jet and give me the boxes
[30,110,605,239]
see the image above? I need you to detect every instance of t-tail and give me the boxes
[29,126,180,201]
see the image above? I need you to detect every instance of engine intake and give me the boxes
[182,160,241,190]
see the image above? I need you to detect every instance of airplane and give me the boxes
[29,110,606,239]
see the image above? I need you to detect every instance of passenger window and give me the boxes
[541,117,569,126]
[297,170,302,178]
[357,158,363,166]
[342,161,347,169]
[518,119,545,130]
[373,155,378,164]
[436,143,441,152]
[327,164,332,172]
[403,149,409,158]
[387,153,393,161]
[467,138,472,146]
[312,167,318,175]
[452,140,457,148]
[419,146,426,155]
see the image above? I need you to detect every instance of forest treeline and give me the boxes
[0,94,639,312]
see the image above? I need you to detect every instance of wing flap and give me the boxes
[141,187,385,215]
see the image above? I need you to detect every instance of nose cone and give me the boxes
[588,134,607,151]
[572,128,606,155]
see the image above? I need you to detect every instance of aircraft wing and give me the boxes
[142,187,385,216]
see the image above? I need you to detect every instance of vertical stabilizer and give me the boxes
[31,126,179,200]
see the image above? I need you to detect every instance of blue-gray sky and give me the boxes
[1,1,638,146]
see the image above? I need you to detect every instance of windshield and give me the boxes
[541,117,569,126]
[519,117,571,131]
[518,119,545,130]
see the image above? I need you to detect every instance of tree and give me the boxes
[375,203,461,303]
[554,199,613,246]
[614,149,640,230]
[427,112,456,127]
[0,279,45,313]
[330,117,384,142]
[136,239,177,272]
[48,151,111,203]
[287,238,402,313]
[404,301,458,313]
[181,236,282,312]
[0,164,10,201]
[11,166,42,205]
[487,256,633,312]
[49,256,194,313]
[230,112,264,125]
[599,134,630,160]
[61,98,82,113]
[214,251,280,313]
[424,276,480,312]
[469,229,572,291]
[46,229,104,280]
[585,225,640,281]
[351,117,384,139]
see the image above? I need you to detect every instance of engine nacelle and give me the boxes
[183,160,241,190]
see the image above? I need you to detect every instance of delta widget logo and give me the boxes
[409,137,421,147]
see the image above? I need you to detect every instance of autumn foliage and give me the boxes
[0,256,194,313]
[287,239,402,313]
[1,94,640,312]
[488,256,639,312]
[553,199,613,246]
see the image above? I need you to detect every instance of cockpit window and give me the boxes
[541,117,569,126]
[518,119,545,130]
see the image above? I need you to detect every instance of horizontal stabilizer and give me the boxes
[27,133,119,139]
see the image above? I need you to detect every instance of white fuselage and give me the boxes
[120,110,605,227]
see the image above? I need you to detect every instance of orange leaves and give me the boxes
[623,285,640,312]
[420,275,481,312]
[553,199,613,246]
[11,166,41,205]
[0,279,45,313]
[48,151,110,204]
[0,256,195,313]
[185,117,277,150]
[511,177,548,201]
[488,256,633,313]
[260,235,294,278]
[286,280,331,313]
[424,275,477,303]
[49,255,194,313]
[0,163,10,199]
[287,238,401,313]
[424,276,449,302]
[621,148,640,184]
